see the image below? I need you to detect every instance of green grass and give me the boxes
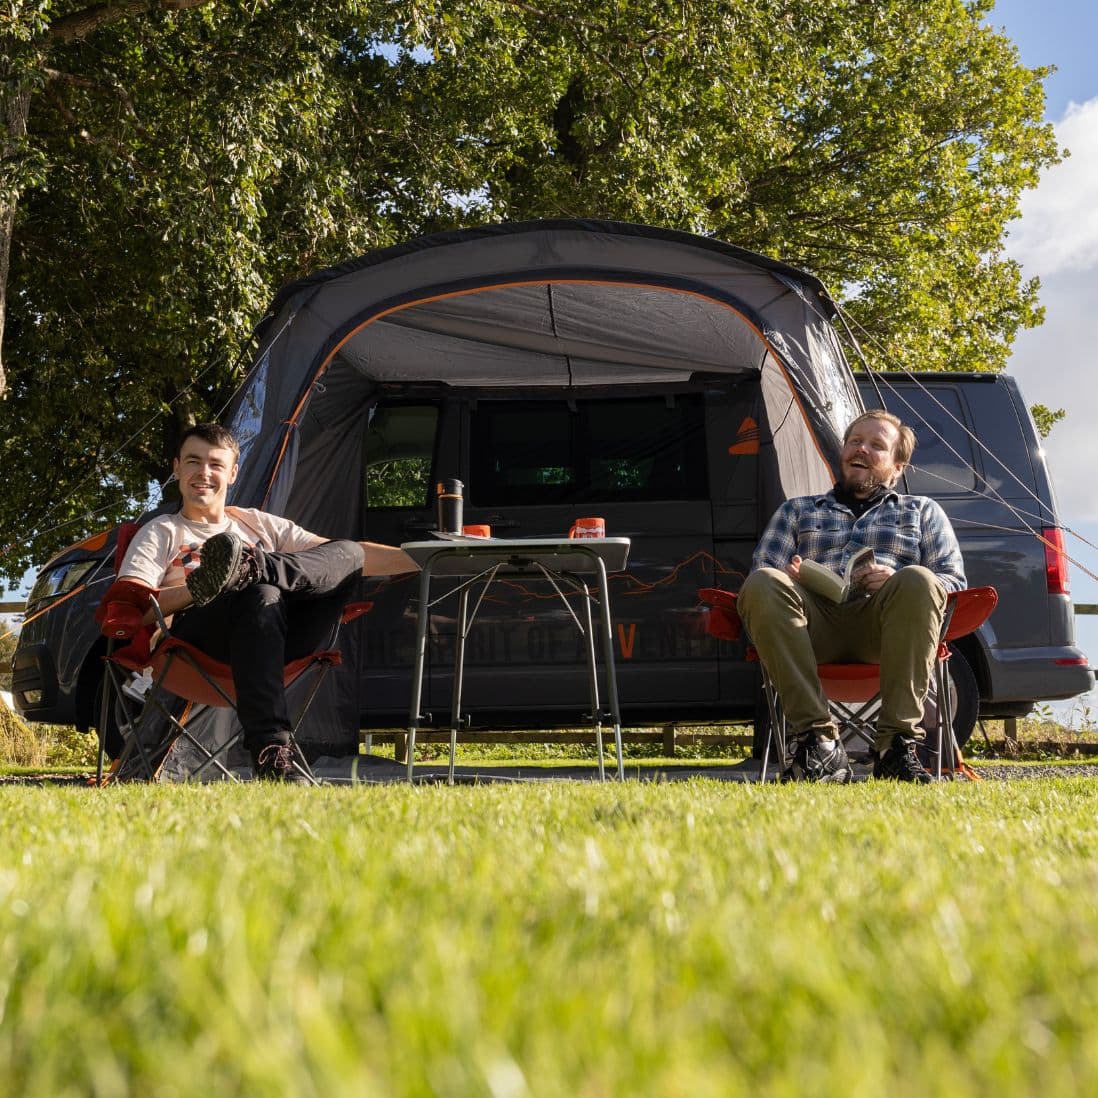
[3,780,1098,1095]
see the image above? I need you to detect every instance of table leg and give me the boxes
[407,561,434,783]
[577,579,606,781]
[593,556,625,781]
[449,585,471,785]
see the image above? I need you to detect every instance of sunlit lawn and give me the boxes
[2,777,1098,1096]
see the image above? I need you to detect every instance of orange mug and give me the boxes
[462,524,491,538]
[569,517,606,539]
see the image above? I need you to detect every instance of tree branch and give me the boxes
[48,0,215,45]
[43,67,143,125]
[44,85,140,167]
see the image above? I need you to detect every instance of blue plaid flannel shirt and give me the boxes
[752,488,967,593]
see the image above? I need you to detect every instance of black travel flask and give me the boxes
[436,478,464,533]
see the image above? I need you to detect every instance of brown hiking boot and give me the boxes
[186,532,260,607]
[873,736,934,784]
[252,742,312,784]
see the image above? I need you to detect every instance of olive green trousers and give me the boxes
[737,565,948,750]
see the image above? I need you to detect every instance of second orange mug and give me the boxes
[569,517,606,539]
[463,524,492,538]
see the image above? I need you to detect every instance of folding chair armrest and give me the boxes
[95,579,160,640]
[943,586,998,642]
[697,587,742,641]
[341,600,373,625]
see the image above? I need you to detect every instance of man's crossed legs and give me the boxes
[172,535,366,781]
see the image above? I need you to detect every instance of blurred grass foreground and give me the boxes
[2,779,1098,1095]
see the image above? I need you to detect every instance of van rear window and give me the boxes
[364,403,439,509]
[470,395,708,505]
[895,387,978,494]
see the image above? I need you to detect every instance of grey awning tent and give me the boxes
[154,219,864,779]
[226,219,862,529]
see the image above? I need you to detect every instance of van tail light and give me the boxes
[1043,527,1070,596]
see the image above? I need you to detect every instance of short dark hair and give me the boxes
[177,422,240,461]
[844,410,916,466]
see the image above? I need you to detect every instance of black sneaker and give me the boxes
[186,532,259,607]
[252,743,312,784]
[783,735,853,783]
[873,736,934,784]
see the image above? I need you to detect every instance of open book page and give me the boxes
[429,530,496,541]
[795,545,875,603]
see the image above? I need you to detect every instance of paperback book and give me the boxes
[796,545,875,603]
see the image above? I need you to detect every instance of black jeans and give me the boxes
[170,539,365,751]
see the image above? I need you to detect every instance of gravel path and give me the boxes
[970,762,1098,781]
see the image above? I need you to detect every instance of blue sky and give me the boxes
[990,0,1098,117]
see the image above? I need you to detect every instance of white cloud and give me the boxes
[1006,96,1098,526]
[1010,97,1098,275]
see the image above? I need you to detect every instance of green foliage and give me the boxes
[3,780,1098,1093]
[0,625,16,691]
[0,707,96,768]
[366,458,433,508]
[0,0,1060,580]
[1031,403,1067,439]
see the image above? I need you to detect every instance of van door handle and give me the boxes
[482,517,520,529]
[402,518,437,532]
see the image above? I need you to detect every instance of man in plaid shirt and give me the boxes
[738,410,966,783]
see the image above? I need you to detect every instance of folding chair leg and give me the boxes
[934,659,961,781]
[759,668,786,783]
[96,658,114,786]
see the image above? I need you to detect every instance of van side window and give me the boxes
[364,403,439,509]
[470,395,708,505]
[898,388,977,494]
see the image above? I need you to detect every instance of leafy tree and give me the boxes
[1,624,17,691]
[1030,403,1066,440]
[0,0,1060,582]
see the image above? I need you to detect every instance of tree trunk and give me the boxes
[0,79,31,401]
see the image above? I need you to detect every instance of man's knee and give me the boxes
[882,566,946,607]
[738,567,796,617]
[737,566,808,636]
[317,539,365,573]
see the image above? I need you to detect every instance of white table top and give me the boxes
[400,537,631,576]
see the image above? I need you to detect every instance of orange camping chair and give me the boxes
[96,522,371,784]
[698,584,998,782]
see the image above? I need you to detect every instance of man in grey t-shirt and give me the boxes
[99,422,417,781]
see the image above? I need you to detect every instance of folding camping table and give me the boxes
[400,537,631,783]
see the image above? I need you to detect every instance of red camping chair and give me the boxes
[96,522,371,785]
[697,584,998,781]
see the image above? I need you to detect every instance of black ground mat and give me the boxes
[311,754,774,784]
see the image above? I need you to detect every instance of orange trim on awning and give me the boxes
[263,277,838,500]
